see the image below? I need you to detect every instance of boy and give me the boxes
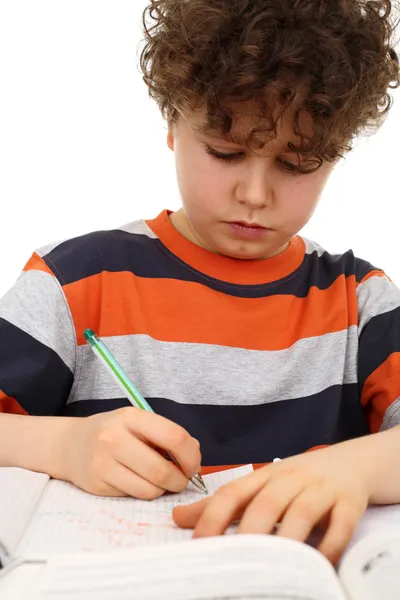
[1,0,400,565]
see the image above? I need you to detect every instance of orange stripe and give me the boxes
[304,444,330,452]
[147,210,306,285]
[200,464,252,475]
[358,270,388,285]
[200,447,331,474]
[361,352,400,432]
[23,252,54,276]
[0,390,28,415]
[63,271,359,349]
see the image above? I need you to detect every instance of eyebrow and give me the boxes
[193,123,245,143]
[193,123,294,151]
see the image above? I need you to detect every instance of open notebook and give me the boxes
[1,464,400,600]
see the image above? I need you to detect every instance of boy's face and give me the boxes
[167,101,338,261]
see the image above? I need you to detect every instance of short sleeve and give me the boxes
[357,268,400,432]
[0,253,76,415]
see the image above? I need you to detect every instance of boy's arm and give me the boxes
[355,424,400,504]
[0,412,75,479]
[0,253,76,474]
[0,253,76,421]
[355,267,400,501]
[172,267,400,563]
[357,267,400,434]
[172,426,400,566]
[0,253,202,499]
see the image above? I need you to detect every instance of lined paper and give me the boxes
[17,465,253,557]
[0,468,49,558]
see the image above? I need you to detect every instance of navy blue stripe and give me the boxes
[0,318,73,415]
[62,384,369,465]
[358,306,400,392]
[42,230,383,299]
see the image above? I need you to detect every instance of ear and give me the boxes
[167,122,175,151]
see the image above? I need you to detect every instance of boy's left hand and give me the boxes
[172,443,374,565]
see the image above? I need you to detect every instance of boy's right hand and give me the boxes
[60,407,202,500]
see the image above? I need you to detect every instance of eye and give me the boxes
[204,146,242,163]
[203,145,302,174]
[280,159,299,172]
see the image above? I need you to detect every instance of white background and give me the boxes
[0,0,399,298]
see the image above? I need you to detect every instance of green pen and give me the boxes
[84,329,208,495]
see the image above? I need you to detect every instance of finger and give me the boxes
[103,459,165,500]
[172,496,212,528]
[173,497,247,529]
[188,468,271,538]
[317,499,366,565]
[237,472,307,534]
[115,429,189,493]
[275,485,334,542]
[123,408,202,478]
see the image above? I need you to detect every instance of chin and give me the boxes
[217,245,268,260]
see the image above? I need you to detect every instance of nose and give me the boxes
[235,162,272,210]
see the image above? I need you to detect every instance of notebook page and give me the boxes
[0,468,49,559]
[27,535,346,600]
[17,465,253,558]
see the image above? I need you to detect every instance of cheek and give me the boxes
[196,159,228,192]
[178,157,228,208]
[280,180,322,225]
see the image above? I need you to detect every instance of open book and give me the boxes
[1,464,400,599]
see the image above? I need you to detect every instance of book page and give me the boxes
[339,527,400,600]
[0,468,49,561]
[344,504,400,553]
[0,562,44,600]
[16,465,253,558]
[24,535,346,600]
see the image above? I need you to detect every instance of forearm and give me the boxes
[338,424,400,504]
[0,413,76,480]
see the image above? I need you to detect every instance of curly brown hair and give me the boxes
[139,0,400,173]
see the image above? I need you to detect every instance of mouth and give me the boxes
[228,221,268,230]
[225,221,272,240]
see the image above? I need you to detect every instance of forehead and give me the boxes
[188,101,314,152]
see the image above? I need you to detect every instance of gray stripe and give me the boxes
[70,327,358,406]
[35,224,316,257]
[35,239,68,257]
[35,219,157,258]
[380,396,400,431]
[357,275,400,334]
[303,238,327,258]
[0,270,76,373]
[119,219,158,238]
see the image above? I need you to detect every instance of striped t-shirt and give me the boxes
[1,209,400,469]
